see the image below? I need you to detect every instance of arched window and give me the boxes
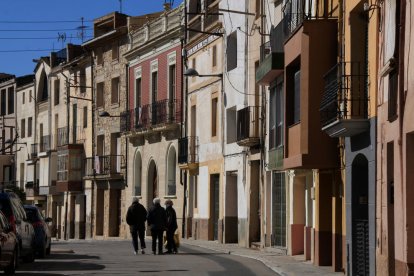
[134,151,142,196]
[167,146,176,196]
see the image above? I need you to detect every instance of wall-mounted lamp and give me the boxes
[184,68,223,78]
[363,1,381,12]
[99,111,122,118]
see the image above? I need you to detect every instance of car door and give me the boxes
[11,198,30,254]
[0,213,14,266]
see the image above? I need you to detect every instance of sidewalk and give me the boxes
[182,239,344,276]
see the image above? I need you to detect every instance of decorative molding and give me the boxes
[168,52,176,65]
[150,60,158,72]
[134,67,142,79]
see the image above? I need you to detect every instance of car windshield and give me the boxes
[0,199,12,218]
[25,208,40,223]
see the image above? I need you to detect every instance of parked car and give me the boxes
[0,191,35,263]
[0,211,18,274]
[24,205,51,258]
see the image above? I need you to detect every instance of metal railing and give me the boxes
[237,106,261,142]
[260,21,284,62]
[84,155,124,176]
[31,143,38,158]
[204,3,219,29]
[25,181,39,197]
[188,16,202,40]
[178,136,199,164]
[320,62,369,127]
[121,99,181,133]
[57,127,68,147]
[40,135,51,152]
[283,0,337,39]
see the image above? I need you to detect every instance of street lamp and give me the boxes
[184,68,223,78]
[99,111,122,118]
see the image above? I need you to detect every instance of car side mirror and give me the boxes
[45,217,52,223]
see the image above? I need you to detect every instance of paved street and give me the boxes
[16,240,277,275]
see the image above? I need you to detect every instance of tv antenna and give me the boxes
[57,32,67,48]
[76,17,87,43]
[119,0,123,13]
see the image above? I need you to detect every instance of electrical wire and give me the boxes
[0,28,92,32]
[0,20,94,23]
[0,36,92,40]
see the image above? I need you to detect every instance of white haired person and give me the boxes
[146,198,167,255]
[165,199,178,254]
[126,197,147,255]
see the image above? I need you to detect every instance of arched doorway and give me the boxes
[134,151,142,196]
[147,159,158,206]
[351,154,369,275]
[166,146,176,196]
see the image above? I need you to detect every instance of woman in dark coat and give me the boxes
[165,199,178,254]
[147,198,167,255]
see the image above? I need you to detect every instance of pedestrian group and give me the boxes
[126,197,178,255]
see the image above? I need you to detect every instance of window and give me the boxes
[169,65,176,100]
[388,69,398,120]
[28,117,32,137]
[22,92,25,104]
[212,45,217,67]
[112,43,119,60]
[96,48,103,65]
[80,68,86,93]
[167,147,177,196]
[270,81,284,149]
[135,78,142,107]
[152,72,158,103]
[83,106,88,128]
[226,107,237,143]
[293,70,300,124]
[0,89,5,115]
[227,31,237,71]
[211,98,218,137]
[287,65,301,126]
[7,87,14,114]
[21,119,25,138]
[111,77,119,104]
[97,82,104,108]
[54,79,60,105]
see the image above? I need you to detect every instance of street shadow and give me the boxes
[18,260,105,272]
[176,252,227,256]
[138,269,189,273]
[46,253,100,260]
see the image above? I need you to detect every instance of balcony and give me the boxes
[25,181,42,199]
[236,106,261,147]
[84,155,125,180]
[56,144,84,193]
[320,62,370,137]
[178,136,199,172]
[122,99,181,144]
[30,143,38,159]
[39,135,52,154]
[57,127,68,147]
[282,0,337,40]
[256,21,284,85]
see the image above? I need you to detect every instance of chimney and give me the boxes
[163,3,171,11]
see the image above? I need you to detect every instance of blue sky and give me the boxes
[0,0,182,77]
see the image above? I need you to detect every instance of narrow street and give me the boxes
[16,240,277,275]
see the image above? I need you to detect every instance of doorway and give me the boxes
[147,160,158,206]
[210,174,220,241]
[95,187,104,236]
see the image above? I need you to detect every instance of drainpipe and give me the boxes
[90,53,95,238]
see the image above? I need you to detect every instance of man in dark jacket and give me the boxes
[126,197,147,255]
[165,199,178,254]
[147,197,167,255]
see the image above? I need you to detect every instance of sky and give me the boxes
[0,0,182,77]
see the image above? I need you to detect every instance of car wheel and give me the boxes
[4,247,18,275]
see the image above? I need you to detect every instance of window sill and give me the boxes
[163,195,177,199]
[111,103,120,108]
[388,114,398,123]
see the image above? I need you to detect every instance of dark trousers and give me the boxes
[166,229,177,252]
[130,225,146,252]
[151,229,164,254]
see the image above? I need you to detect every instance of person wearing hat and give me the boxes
[126,197,147,255]
[165,199,178,254]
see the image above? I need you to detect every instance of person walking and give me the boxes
[147,198,167,255]
[126,197,147,255]
[165,199,178,254]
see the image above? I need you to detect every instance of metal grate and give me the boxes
[354,219,369,275]
[272,172,286,247]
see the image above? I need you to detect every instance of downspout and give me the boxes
[181,0,188,239]
[90,53,95,238]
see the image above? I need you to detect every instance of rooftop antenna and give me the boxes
[119,0,123,13]
[57,32,67,49]
[76,17,87,43]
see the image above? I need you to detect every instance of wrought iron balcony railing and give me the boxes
[178,136,199,165]
[31,143,38,158]
[40,135,51,152]
[84,155,124,177]
[121,99,181,133]
[320,62,369,127]
[236,106,261,146]
[282,0,337,39]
